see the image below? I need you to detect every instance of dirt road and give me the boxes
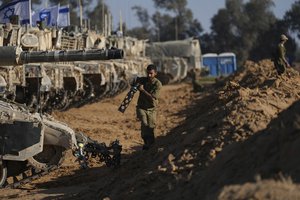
[0,82,198,199]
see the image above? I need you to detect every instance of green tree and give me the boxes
[152,0,203,41]
[132,6,150,28]
[86,0,109,31]
[152,11,176,41]
[284,0,300,40]
[249,19,296,61]
[129,0,203,41]
[126,6,151,39]
[208,0,277,64]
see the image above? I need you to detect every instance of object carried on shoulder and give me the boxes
[118,77,141,113]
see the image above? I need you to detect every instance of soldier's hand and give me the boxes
[138,84,144,92]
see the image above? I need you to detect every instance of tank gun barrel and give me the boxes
[0,46,124,66]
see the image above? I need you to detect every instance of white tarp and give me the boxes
[146,38,201,58]
[146,38,201,69]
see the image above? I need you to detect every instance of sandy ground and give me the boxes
[2,59,300,199]
[0,82,197,200]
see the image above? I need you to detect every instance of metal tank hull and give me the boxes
[0,24,124,188]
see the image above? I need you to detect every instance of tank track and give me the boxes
[84,80,129,106]
[4,163,60,189]
[2,140,122,189]
[71,77,96,109]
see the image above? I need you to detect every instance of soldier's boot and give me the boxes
[148,128,155,145]
[142,137,150,150]
[142,128,155,150]
[141,126,150,150]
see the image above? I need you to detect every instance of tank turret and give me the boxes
[0,46,124,66]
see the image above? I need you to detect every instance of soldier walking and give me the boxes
[136,64,162,150]
[274,34,291,76]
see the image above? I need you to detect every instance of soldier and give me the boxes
[274,34,291,76]
[136,64,162,150]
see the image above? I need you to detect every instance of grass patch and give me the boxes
[195,76,216,84]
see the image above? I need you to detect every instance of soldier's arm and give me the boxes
[138,82,162,102]
[151,82,162,100]
[284,58,290,67]
[278,45,285,60]
[138,85,156,102]
[279,45,290,67]
[283,56,290,67]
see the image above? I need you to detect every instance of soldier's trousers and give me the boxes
[275,62,286,76]
[136,107,156,145]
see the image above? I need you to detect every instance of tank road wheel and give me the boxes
[54,91,70,111]
[27,145,66,171]
[27,95,38,112]
[0,161,7,188]
[83,77,95,99]
[74,77,95,108]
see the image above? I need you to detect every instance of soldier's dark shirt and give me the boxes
[137,77,162,109]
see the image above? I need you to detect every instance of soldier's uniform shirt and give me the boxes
[274,43,288,75]
[137,77,162,110]
[136,77,162,129]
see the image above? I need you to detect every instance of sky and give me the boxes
[105,0,296,33]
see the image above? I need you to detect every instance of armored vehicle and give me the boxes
[0,22,149,106]
[0,46,123,188]
[42,63,86,111]
[58,30,151,106]
[0,46,123,111]
[0,22,149,110]
[0,23,122,111]
[0,100,121,188]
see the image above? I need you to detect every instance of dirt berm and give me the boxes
[1,59,300,199]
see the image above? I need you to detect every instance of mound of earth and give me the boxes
[1,60,300,199]
[218,178,300,200]
[203,99,300,199]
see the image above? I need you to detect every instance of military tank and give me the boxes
[0,23,119,111]
[0,46,123,188]
[56,27,150,106]
[41,62,86,111]
[0,22,148,111]
[0,100,122,188]
[56,27,130,106]
[0,46,123,112]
